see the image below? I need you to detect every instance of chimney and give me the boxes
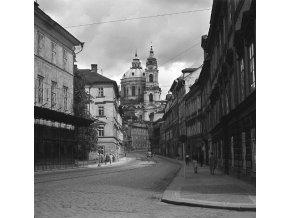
[74,64,78,72]
[91,64,98,72]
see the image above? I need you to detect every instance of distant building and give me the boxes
[162,67,201,159]
[120,47,166,122]
[34,2,92,170]
[76,64,123,158]
[125,122,150,151]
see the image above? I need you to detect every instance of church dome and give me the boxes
[123,68,145,79]
[122,51,146,79]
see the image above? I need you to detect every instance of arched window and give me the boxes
[149,93,153,102]
[132,86,135,96]
[123,87,126,97]
[138,87,141,96]
[149,74,153,82]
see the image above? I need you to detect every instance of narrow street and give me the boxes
[35,152,256,218]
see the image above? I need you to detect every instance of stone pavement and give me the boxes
[161,160,256,211]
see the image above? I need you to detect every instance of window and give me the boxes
[228,0,232,25]
[249,43,256,91]
[123,87,126,97]
[63,86,68,110]
[63,49,68,71]
[143,73,145,76]
[51,81,57,108]
[149,93,153,102]
[98,126,104,136]
[225,89,229,114]
[251,128,256,172]
[51,42,57,64]
[231,136,234,167]
[37,75,44,104]
[230,74,235,109]
[132,72,134,76]
[38,32,45,56]
[149,74,153,82]
[138,87,141,96]
[132,86,135,96]
[242,132,246,169]
[240,59,245,101]
[98,87,104,97]
[98,106,104,116]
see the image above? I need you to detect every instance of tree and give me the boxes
[73,70,98,158]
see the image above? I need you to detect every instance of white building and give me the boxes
[77,65,124,158]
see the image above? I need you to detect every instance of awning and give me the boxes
[34,106,94,127]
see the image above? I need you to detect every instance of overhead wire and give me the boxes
[65,8,211,29]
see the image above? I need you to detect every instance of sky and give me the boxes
[37,0,213,99]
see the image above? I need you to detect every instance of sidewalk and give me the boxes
[87,157,134,168]
[161,162,256,211]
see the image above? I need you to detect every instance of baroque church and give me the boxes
[120,46,166,122]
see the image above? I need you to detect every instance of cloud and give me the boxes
[37,0,213,99]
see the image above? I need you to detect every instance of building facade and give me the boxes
[77,65,124,159]
[199,0,256,181]
[162,67,201,159]
[184,82,204,163]
[34,2,93,171]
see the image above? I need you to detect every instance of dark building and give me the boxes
[199,0,256,181]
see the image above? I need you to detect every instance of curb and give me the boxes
[161,197,256,211]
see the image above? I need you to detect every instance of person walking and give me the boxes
[199,150,204,167]
[209,152,216,175]
[109,153,113,165]
[192,154,198,173]
[185,154,190,166]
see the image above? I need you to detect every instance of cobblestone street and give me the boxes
[35,152,256,218]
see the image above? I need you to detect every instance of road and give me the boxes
[35,151,256,218]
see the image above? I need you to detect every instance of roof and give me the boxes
[34,2,82,46]
[77,69,120,97]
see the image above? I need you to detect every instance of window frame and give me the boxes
[63,86,68,111]
[149,74,153,82]
[63,49,68,71]
[51,41,57,64]
[37,75,44,104]
[249,43,256,91]
[37,32,45,56]
[98,87,104,97]
[51,81,57,108]
[98,105,104,116]
[98,126,104,137]
[240,58,245,101]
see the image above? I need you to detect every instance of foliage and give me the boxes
[73,70,98,153]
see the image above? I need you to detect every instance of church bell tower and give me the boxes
[144,46,161,104]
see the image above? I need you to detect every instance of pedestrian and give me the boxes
[105,154,109,165]
[192,154,198,173]
[209,152,216,175]
[199,150,204,167]
[109,153,112,165]
[185,154,190,166]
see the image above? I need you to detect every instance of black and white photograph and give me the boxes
[32,0,257,217]
[9,0,290,217]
